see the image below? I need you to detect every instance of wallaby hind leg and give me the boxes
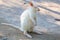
[24,31,32,38]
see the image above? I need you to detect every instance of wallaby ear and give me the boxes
[29,2,33,6]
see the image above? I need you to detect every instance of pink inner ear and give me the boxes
[29,2,33,6]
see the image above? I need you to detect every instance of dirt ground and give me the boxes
[0,0,60,40]
[0,24,60,40]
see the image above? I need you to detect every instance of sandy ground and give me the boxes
[0,24,60,40]
[0,0,60,40]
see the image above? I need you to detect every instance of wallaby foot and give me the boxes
[24,31,32,38]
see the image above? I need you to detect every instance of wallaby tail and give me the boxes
[1,23,20,30]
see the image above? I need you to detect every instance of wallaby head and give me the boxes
[29,2,40,11]
[24,1,40,11]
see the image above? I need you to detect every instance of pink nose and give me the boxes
[38,8,40,11]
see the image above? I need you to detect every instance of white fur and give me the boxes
[20,6,38,38]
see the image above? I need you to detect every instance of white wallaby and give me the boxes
[1,2,42,38]
[20,2,40,38]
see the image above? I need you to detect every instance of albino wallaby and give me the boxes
[1,2,41,38]
[20,2,40,38]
